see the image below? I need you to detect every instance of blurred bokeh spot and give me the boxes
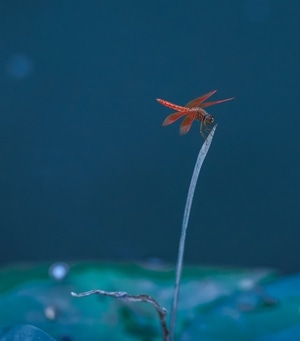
[6,53,33,80]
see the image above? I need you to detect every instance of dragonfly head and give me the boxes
[204,114,215,125]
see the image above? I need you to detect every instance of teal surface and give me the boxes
[0,324,55,341]
[3,262,300,340]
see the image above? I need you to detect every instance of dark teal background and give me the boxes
[0,1,299,271]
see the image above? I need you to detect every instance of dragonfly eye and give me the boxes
[205,114,214,124]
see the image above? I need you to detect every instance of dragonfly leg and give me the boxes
[204,121,214,132]
[199,121,207,139]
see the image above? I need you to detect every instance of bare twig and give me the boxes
[71,289,169,341]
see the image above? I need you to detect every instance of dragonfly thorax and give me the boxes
[195,109,214,125]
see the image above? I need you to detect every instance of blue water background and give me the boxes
[0,1,299,271]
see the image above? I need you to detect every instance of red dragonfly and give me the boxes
[157,90,234,138]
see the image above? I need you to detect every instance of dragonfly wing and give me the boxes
[201,97,234,108]
[157,98,187,112]
[179,113,196,135]
[162,111,187,126]
[185,90,217,108]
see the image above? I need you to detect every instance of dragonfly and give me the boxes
[157,90,234,138]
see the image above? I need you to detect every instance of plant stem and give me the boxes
[169,125,217,341]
